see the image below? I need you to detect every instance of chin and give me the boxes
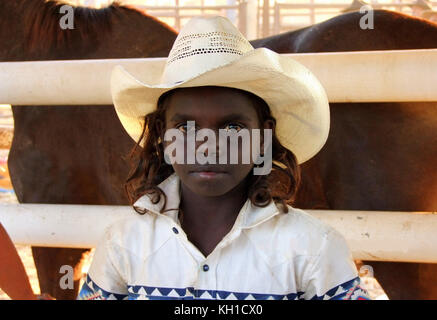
[184,174,237,197]
[174,165,254,197]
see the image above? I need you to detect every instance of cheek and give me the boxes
[228,163,254,178]
[171,163,187,178]
[232,133,261,165]
[163,134,187,164]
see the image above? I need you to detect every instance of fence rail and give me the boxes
[134,4,241,26]
[132,2,258,38]
[262,0,437,36]
[1,49,437,263]
[1,203,436,263]
[1,49,437,105]
[70,0,437,38]
[272,2,411,34]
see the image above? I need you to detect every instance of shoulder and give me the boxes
[101,212,152,242]
[245,204,347,261]
[275,205,342,250]
[98,210,171,257]
[276,205,334,234]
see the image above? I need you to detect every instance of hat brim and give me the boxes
[111,48,330,164]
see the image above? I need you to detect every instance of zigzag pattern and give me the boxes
[309,277,370,300]
[127,285,305,300]
[78,275,128,300]
[78,275,369,300]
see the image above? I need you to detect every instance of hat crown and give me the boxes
[161,16,254,84]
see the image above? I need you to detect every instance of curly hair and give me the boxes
[124,86,301,215]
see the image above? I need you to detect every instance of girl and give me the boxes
[78,16,369,300]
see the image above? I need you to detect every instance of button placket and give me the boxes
[195,262,215,299]
[196,249,222,299]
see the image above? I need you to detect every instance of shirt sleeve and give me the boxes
[302,228,371,300]
[77,227,129,300]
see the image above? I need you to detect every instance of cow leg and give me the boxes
[364,261,437,299]
[32,247,89,300]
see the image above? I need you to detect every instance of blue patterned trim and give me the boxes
[77,275,128,300]
[310,277,370,300]
[127,284,306,300]
[78,274,369,300]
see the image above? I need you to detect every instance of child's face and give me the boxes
[162,86,269,197]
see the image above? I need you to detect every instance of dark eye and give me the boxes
[223,123,244,132]
[176,122,196,133]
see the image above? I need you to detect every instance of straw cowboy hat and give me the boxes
[111,16,330,164]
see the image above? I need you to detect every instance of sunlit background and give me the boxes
[62,0,436,39]
[3,0,436,300]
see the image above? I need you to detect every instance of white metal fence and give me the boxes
[69,0,258,39]
[132,1,256,39]
[66,0,437,38]
[2,203,437,263]
[268,0,437,35]
[0,50,437,261]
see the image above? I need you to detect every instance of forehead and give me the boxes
[163,86,260,122]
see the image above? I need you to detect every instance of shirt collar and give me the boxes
[132,173,281,229]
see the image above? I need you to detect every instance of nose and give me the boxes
[195,137,220,158]
[193,128,225,163]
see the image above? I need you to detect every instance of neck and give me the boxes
[179,177,250,231]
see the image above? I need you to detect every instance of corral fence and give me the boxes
[70,0,437,38]
[0,49,436,263]
[267,0,437,35]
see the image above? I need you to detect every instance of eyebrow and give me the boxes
[169,113,253,123]
[169,113,191,122]
[220,113,253,123]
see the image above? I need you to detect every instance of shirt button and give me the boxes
[172,227,179,234]
[202,264,209,272]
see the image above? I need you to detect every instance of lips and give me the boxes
[188,165,228,178]
[188,165,228,174]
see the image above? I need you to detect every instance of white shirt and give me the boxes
[78,173,369,300]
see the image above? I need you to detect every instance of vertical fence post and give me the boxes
[238,1,248,37]
[256,0,261,38]
[274,2,280,35]
[175,0,181,31]
[246,0,258,39]
[227,0,238,24]
[310,0,315,25]
[262,0,270,37]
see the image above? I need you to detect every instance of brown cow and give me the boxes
[1,0,177,299]
[252,10,437,299]
[2,1,437,299]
